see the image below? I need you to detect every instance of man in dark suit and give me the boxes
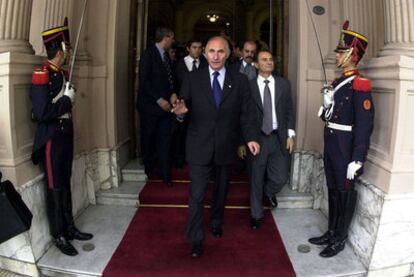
[136,27,175,186]
[247,50,295,230]
[171,39,207,168]
[175,39,207,90]
[230,40,257,80]
[172,36,260,257]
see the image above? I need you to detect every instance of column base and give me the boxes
[0,40,34,55]
[379,43,414,58]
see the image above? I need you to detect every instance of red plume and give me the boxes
[342,20,349,30]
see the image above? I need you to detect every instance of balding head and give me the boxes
[205,36,230,71]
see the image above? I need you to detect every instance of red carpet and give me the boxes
[103,208,295,277]
[139,181,253,207]
[103,167,296,276]
[147,165,249,183]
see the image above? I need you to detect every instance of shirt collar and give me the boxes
[257,74,274,84]
[242,60,254,68]
[208,66,226,77]
[155,43,165,57]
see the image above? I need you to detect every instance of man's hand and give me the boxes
[64,82,75,103]
[158,99,172,112]
[247,141,260,156]
[171,99,188,115]
[170,93,178,106]
[286,137,294,154]
[237,145,247,159]
[346,161,362,180]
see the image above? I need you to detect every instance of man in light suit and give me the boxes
[172,36,260,258]
[247,50,295,229]
[230,40,257,80]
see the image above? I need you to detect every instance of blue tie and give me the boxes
[212,71,221,108]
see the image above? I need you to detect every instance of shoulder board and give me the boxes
[32,69,49,85]
[353,77,372,92]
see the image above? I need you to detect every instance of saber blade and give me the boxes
[305,0,328,86]
[68,0,89,84]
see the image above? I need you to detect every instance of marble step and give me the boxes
[121,159,147,182]
[96,181,146,207]
[96,180,313,209]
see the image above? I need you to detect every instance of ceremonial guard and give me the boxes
[309,21,375,257]
[30,19,93,256]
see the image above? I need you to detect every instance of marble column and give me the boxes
[342,0,385,60]
[30,0,74,56]
[379,0,414,57]
[0,0,34,54]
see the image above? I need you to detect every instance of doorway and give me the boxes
[130,0,289,157]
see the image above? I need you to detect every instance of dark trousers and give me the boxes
[171,119,187,168]
[324,128,355,191]
[140,113,172,181]
[186,164,229,242]
[248,132,288,219]
[41,130,74,238]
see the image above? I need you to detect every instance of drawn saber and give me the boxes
[68,0,89,84]
[305,0,328,88]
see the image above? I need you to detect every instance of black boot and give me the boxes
[309,189,338,245]
[55,235,78,256]
[67,225,93,241]
[320,190,357,257]
[46,189,65,238]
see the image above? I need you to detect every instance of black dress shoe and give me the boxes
[250,218,262,230]
[268,195,278,209]
[308,230,334,245]
[319,240,346,257]
[212,227,223,238]
[67,226,93,241]
[55,236,78,256]
[191,241,203,257]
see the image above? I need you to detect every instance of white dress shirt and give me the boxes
[184,55,200,71]
[257,74,295,137]
[208,66,225,89]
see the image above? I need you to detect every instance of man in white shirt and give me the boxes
[245,50,295,229]
[175,39,207,90]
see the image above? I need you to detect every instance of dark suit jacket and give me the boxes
[136,45,175,116]
[249,75,295,155]
[175,56,207,90]
[229,59,258,80]
[179,66,259,165]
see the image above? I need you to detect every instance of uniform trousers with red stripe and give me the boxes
[41,125,74,239]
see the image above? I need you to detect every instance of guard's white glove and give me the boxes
[347,161,362,180]
[64,82,75,103]
[322,85,335,108]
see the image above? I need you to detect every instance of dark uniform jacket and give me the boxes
[179,66,259,165]
[320,69,374,163]
[30,62,73,164]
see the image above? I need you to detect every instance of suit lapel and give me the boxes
[201,67,216,108]
[251,80,263,113]
[220,69,233,104]
[274,76,283,108]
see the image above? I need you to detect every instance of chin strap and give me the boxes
[338,48,354,68]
